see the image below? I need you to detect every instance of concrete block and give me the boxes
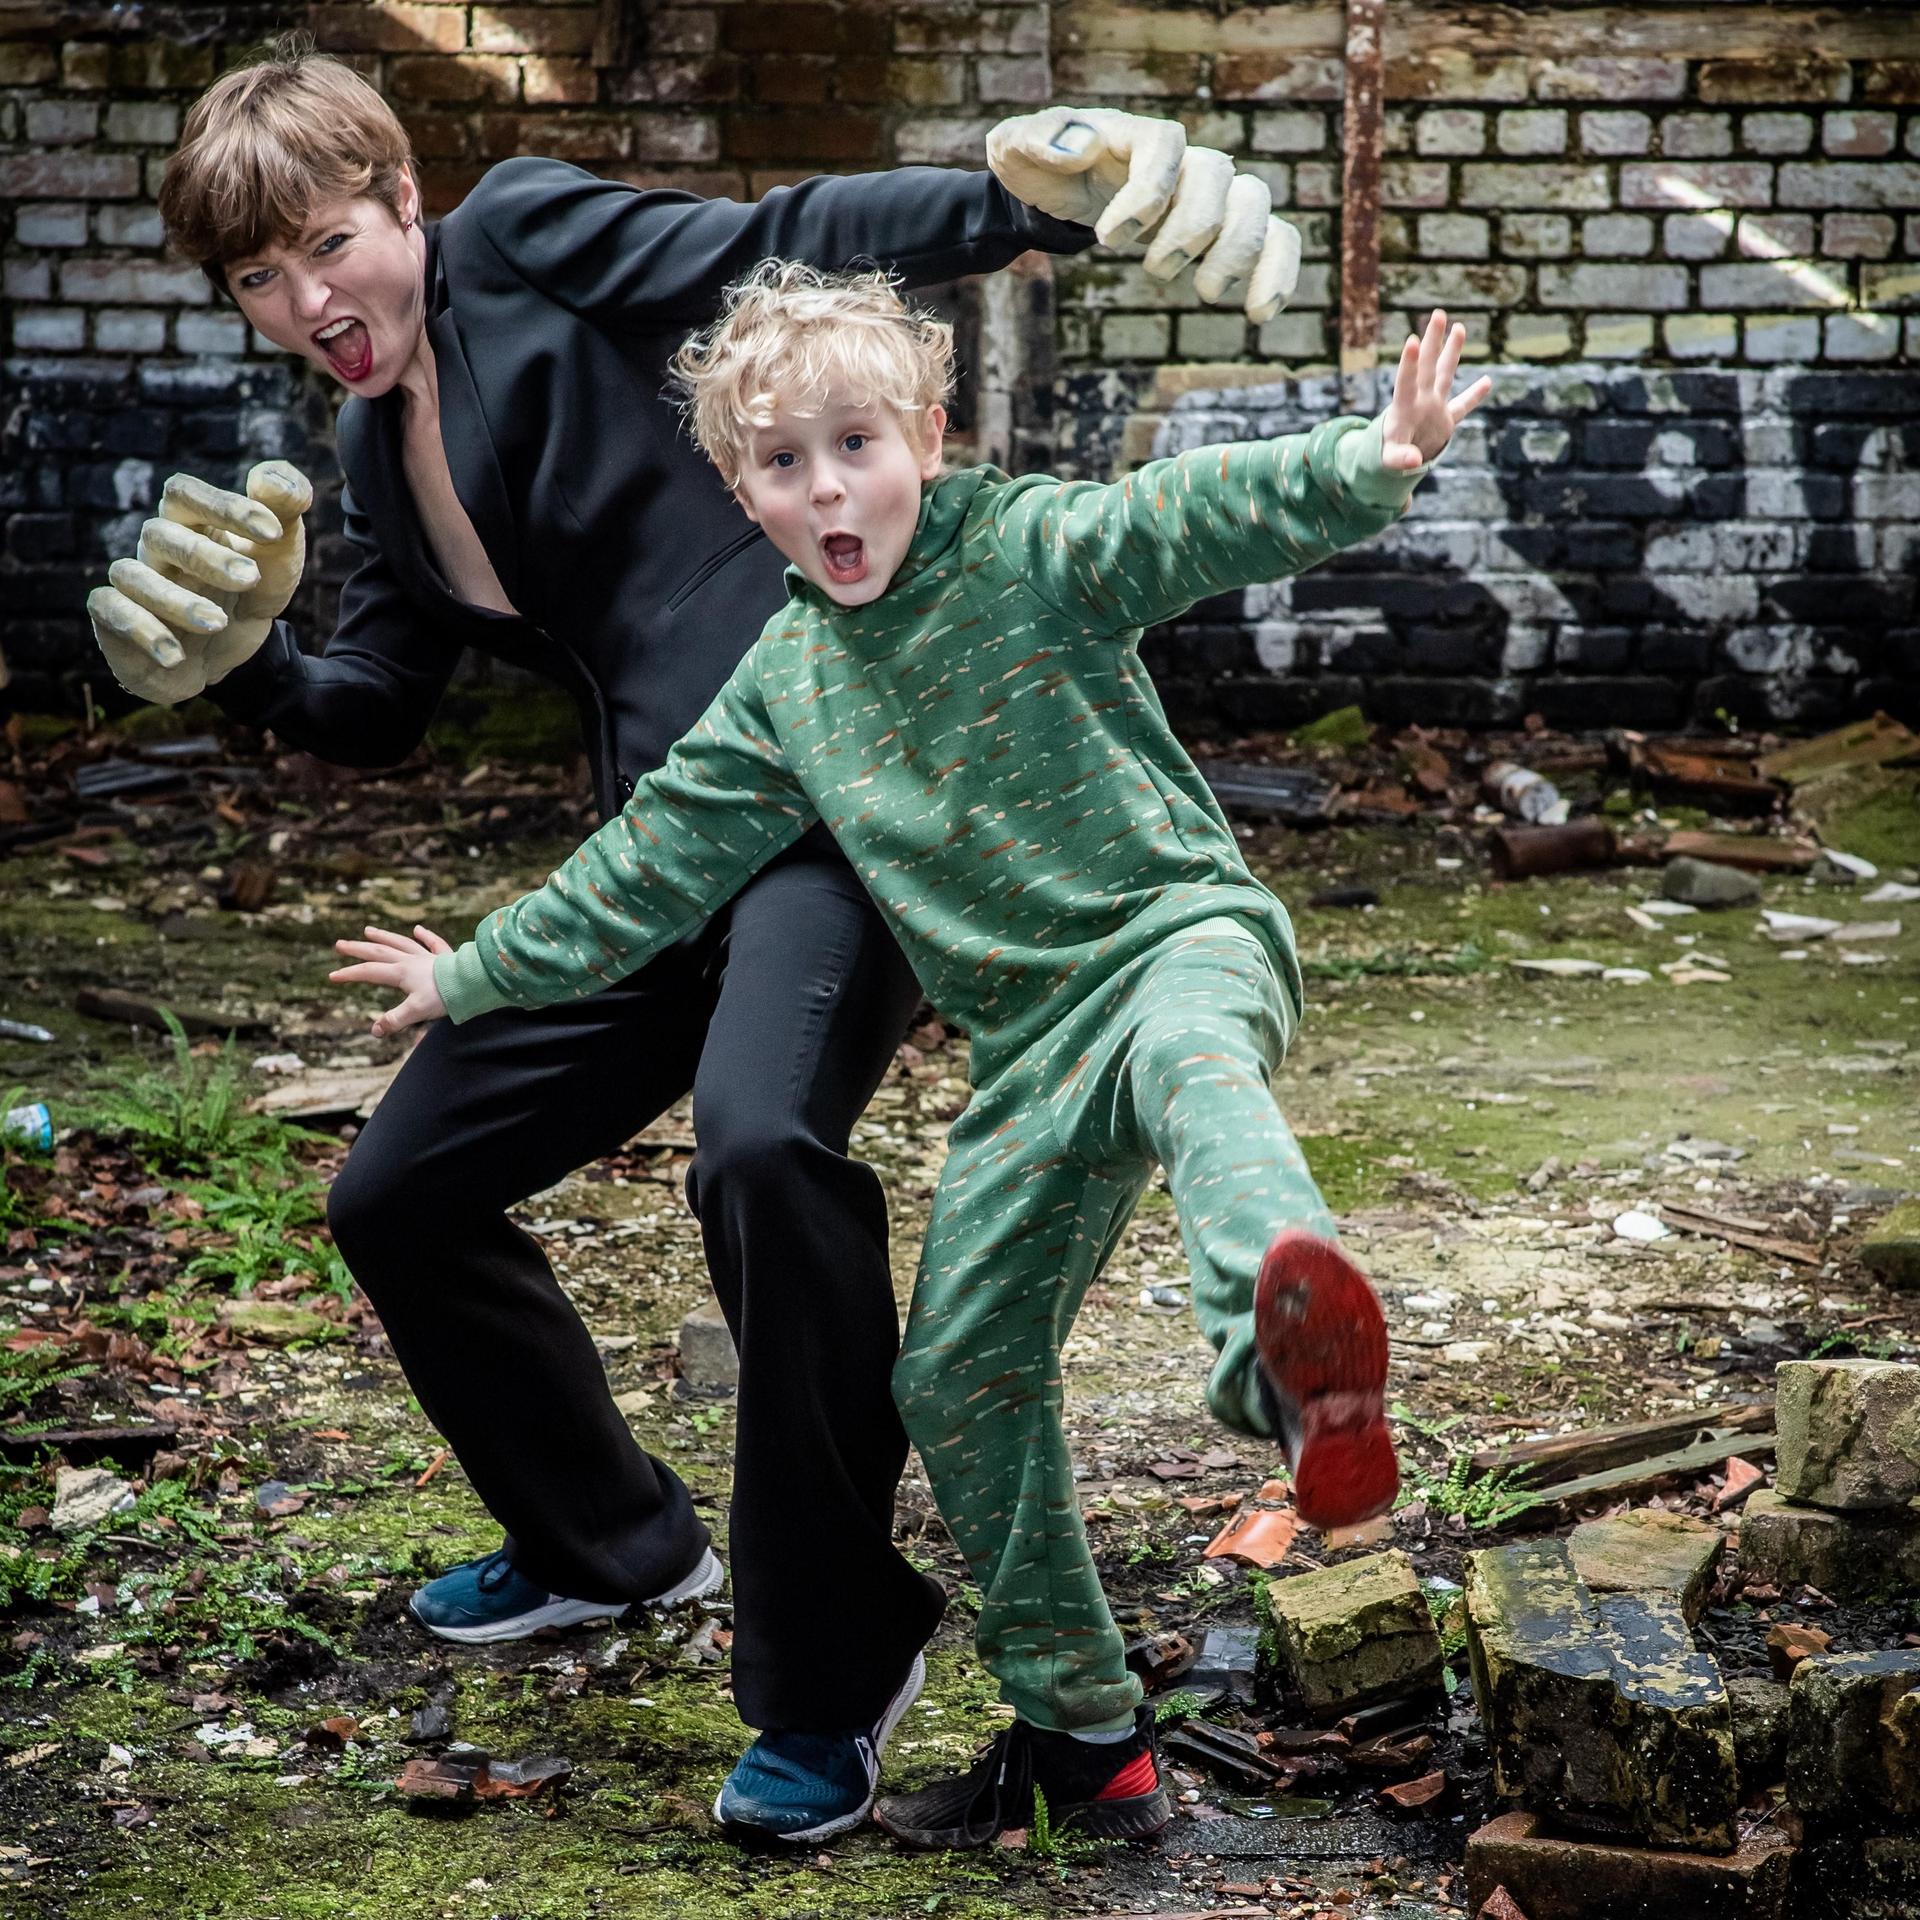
[1466,1539,1738,1852]
[1776,1359,1920,1510]
[1786,1650,1920,1824]
[1738,1488,1920,1599]
[1569,1509,1726,1624]
[1727,1674,1790,1788]
[676,1300,738,1392]
[1464,1810,1794,1920]
[1262,1548,1444,1722]
[1861,1200,1920,1288]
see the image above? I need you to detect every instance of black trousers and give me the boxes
[326,843,946,1729]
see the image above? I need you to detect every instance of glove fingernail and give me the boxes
[156,641,184,667]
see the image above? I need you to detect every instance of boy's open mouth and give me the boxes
[821,532,867,587]
[313,316,374,383]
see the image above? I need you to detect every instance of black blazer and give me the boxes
[211,157,1092,818]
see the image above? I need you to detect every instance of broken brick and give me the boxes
[1263,1549,1445,1722]
[1727,1675,1790,1789]
[1568,1508,1725,1626]
[1785,1649,1920,1826]
[1464,1810,1794,1920]
[1766,1622,1830,1682]
[1738,1489,1920,1600]
[1465,1539,1737,1852]
[1775,1359,1920,1511]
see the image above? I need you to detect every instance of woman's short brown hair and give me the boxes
[159,34,415,296]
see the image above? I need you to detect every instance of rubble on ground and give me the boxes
[1261,1547,1445,1721]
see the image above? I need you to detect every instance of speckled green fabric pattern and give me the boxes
[895,917,1335,1731]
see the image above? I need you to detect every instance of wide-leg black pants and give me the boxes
[326,843,946,1729]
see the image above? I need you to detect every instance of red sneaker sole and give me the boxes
[1254,1229,1397,1531]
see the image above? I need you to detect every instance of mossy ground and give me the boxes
[2,736,1916,1918]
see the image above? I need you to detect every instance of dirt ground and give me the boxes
[1,709,1916,1919]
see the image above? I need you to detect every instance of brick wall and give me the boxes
[1,1,1915,724]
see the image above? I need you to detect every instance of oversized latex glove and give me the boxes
[987,106,1302,321]
[87,460,312,705]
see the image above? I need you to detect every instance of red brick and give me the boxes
[649,8,718,55]
[1213,53,1344,103]
[61,40,111,89]
[723,5,851,56]
[109,42,214,88]
[478,111,629,162]
[722,106,880,164]
[1864,60,1920,105]
[0,41,58,84]
[611,55,739,106]
[521,54,599,104]
[313,3,467,54]
[1698,57,1852,105]
[1464,1812,1793,1920]
[631,112,720,164]
[752,55,832,105]
[0,152,140,199]
[400,110,475,160]
[419,164,488,215]
[471,6,597,56]
[388,53,520,103]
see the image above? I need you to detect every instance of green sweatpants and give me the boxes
[893,919,1339,1734]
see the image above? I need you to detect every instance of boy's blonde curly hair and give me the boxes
[670,260,955,490]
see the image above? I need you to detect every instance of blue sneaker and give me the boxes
[410,1544,724,1644]
[713,1651,926,1844]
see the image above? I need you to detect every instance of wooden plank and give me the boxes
[1056,4,1918,63]
[1340,0,1386,388]
[1518,1430,1776,1518]
[1660,830,1820,873]
[1471,1400,1773,1481]
[1659,1204,1823,1267]
[1755,711,1919,784]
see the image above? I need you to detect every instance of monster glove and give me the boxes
[987,107,1301,322]
[87,460,313,706]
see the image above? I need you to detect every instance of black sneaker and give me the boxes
[873,1705,1171,1851]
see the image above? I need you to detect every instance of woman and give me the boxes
[86,39,1297,1843]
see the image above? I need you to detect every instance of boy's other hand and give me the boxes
[330,924,451,1039]
[1379,309,1494,471]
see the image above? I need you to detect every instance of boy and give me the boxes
[332,263,1490,1847]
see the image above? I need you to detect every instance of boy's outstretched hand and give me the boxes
[330,925,450,1039]
[1379,308,1493,472]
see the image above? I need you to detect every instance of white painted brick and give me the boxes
[1417,214,1492,258]
[1665,313,1739,358]
[1820,213,1896,258]
[25,100,99,145]
[103,101,181,145]
[1256,312,1328,360]
[1853,474,1920,520]
[1500,627,1551,673]
[1741,112,1813,156]
[1742,313,1822,362]
[16,203,88,247]
[1700,262,1846,309]
[1647,574,1760,621]
[1777,162,1920,209]
[1539,264,1690,309]
[1535,56,1688,101]
[894,118,999,167]
[4,259,51,301]
[1826,314,1902,361]
[1646,526,1718,570]
[1661,112,1733,159]
[1379,262,1526,308]
[94,308,167,353]
[1622,161,1774,209]
[93,205,166,248]
[1664,213,1733,260]
[1498,213,1573,258]
[1251,110,1326,154]
[1176,310,1248,360]
[1464,163,1608,209]
[1415,108,1485,157]
[1586,314,1656,358]
[1101,313,1170,361]
[1823,111,1898,157]
[1583,214,1654,257]
[1718,523,1801,571]
[12,308,87,350]
[175,310,249,355]
[1503,313,1574,359]
[1497,109,1567,157]
[1736,213,1816,258]
[1580,111,1651,158]
[1863,263,1920,308]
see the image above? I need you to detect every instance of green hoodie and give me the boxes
[434,414,1425,1083]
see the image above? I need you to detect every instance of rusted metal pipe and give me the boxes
[1489,819,1618,880]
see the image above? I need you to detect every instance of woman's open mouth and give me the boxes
[313,316,374,383]
[821,532,867,587]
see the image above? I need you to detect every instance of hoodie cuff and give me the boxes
[1334,414,1433,513]
[434,943,514,1025]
